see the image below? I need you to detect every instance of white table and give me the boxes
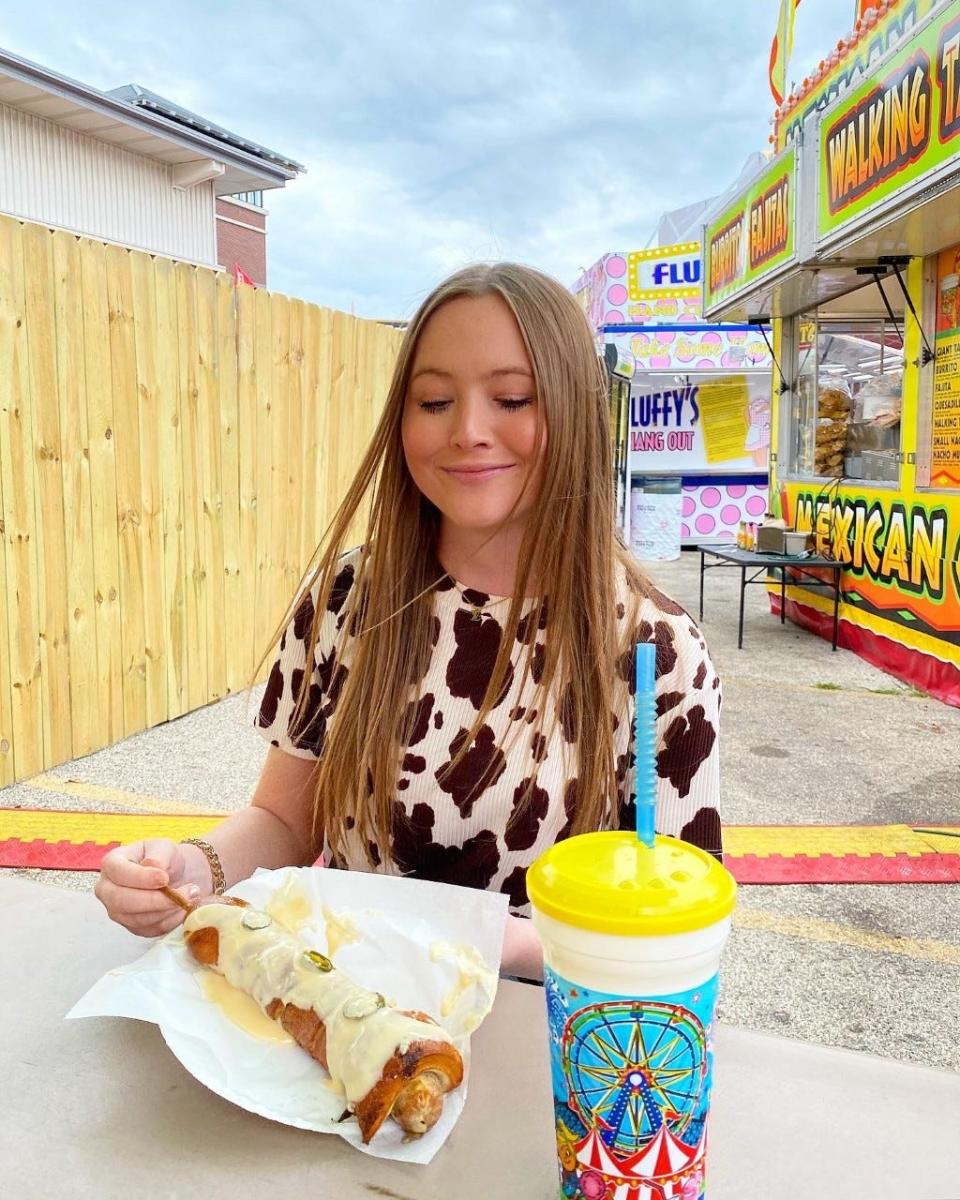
[2,877,958,1198]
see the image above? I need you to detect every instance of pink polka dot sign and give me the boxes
[606,283,628,306]
[606,254,626,278]
[604,309,624,324]
[679,483,769,542]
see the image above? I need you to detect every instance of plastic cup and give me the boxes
[528,831,736,1200]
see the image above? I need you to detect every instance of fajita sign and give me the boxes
[703,146,797,313]
[818,0,960,239]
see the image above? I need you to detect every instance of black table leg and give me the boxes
[780,567,786,624]
[832,567,840,651]
[738,565,746,649]
[699,550,705,621]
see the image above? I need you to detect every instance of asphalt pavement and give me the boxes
[2,547,958,1072]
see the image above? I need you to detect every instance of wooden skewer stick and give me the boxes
[160,884,194,913]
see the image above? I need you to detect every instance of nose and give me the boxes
[449,396,492,449]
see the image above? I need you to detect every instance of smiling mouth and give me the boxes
[442,465,515,481]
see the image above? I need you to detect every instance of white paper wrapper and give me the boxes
[68,867,509,1164]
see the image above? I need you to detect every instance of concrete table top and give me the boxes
[2,876,957,1198]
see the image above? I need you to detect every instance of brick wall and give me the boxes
[216,197,267,285]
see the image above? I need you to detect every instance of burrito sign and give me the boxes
[818,0,960,238]
[704,145,797,313]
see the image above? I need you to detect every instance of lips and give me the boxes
[442,464,515,483]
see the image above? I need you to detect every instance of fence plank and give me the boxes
[196,268,226,702]
[51,232,98,758]
[22,221,72,767]
[130,252,167,728]
[299,303,321,577]
[253,287,275,671]
[154,256,187,719]
[218,275,242,694]
[270,294,291,636]
[0,216,43,780]
[80,237,124,745]
[106,244,147,736]
[175,263,207,711]
[235,280,257,684]
[286,298,306,592]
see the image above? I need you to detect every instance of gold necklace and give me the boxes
[461,590,511,623]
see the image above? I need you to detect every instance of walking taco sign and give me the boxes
[818,0,960,239]
[704,146,797,315]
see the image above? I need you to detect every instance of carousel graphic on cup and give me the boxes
[548,970,716,1200]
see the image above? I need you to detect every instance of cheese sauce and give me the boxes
[199,972,293,1045]
[185,903,454,1105]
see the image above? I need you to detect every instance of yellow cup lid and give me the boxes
[527,831,737,937]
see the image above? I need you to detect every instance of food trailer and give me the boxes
[574,246,772,554]
[702,0,960,704]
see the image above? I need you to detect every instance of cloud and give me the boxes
[3,0,854,316]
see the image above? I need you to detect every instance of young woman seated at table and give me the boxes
[95,262,722,980]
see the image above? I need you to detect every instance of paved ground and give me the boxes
[2,549,958,1071]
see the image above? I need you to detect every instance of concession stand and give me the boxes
[574,246,772,555]
[702,0,960,705]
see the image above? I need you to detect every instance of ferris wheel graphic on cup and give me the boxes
[563,999,707,1154]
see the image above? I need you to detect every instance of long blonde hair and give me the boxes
[286,263,646,863]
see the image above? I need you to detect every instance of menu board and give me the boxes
[931,246,960,490]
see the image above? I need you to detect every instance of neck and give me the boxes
[437,521,536,597]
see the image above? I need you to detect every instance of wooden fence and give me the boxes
[0,214,402,786]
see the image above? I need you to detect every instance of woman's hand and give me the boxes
[94,838,208,937]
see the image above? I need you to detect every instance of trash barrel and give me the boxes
[629,476,682,561]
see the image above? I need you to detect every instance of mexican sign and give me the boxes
[818,0,960,241]
[703,145,797,315]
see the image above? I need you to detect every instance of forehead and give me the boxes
[410,293,532,379]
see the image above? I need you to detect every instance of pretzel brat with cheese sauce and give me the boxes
[182,897,464,1142]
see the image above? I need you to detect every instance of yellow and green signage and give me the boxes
[704,145,796,312]
[818,0,960,239]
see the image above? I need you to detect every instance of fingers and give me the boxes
[94,838,195,936]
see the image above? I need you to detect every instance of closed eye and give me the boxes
[418,399,452,413]
[497,396,533,410]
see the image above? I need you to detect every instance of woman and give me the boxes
[95,263,721,980]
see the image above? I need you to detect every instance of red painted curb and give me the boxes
[727,852,960,884]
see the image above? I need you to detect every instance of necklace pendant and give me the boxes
[469,606,483,622]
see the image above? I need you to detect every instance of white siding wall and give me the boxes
[0,101,217,264]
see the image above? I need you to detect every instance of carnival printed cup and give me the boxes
[528,832,736,1200]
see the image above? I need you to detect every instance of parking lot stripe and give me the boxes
[735,907,960,967]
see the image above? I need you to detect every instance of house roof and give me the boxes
[0,45,306,195]
[106,84,305,173]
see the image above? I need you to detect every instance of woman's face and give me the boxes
[402,293,545,539]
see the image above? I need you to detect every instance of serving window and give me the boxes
[786,301,905,484]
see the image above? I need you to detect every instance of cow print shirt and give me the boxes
[257,552,721,915]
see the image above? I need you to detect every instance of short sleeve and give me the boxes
[621,600,723,859]
[255,556,358,760]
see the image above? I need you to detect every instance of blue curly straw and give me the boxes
[634,642,657,849]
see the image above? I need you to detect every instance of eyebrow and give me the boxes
[409,365,534,382]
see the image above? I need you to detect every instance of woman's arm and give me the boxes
[500,914,544,981]
[182,746,320,890]
[95,746,320,936]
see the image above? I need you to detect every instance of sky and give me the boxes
[2,1,856,319]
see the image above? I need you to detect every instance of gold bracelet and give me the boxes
[181,837,226,895]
